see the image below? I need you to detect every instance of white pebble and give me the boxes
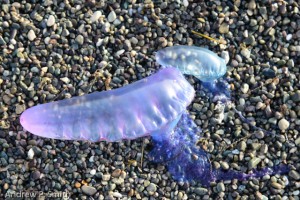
[27,30,36,41]
[28,148,34,159]
[90,169,96,175]
[91,11,102,22]
[60,77,70,84]
[232,149,240,155]
[221,51,230,64]
[47,15,55,27]
[286,34,293,41]
[241,83,249,94]
[278,118,290,131]
[183,0,189,7]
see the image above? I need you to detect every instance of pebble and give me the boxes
[217,182,225,192]
[108,11,117,22]
[91,11,102,22]
[81,185,97,196]
[221,51,230,64]
[27,30,36,41]
[146,183,157,195]
[194,187,208,195]
[47,15,55,27]
[289,170,300,180]
[90,169,96,175]
[248,157,261,169]
[292,90,300,102]
[15,104,25,114]
[241,83,249,94]
[240,48,251,58]
[278,118,290,131]
[219,23,229,34]
[31,171,41,180]
[75,35,84,45]
[27,148,34,159]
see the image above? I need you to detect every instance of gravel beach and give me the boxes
[0,0,300,199]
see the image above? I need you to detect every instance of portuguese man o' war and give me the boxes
[20,68,194,142]
[19,47,289,186]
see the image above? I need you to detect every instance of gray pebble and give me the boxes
[146,183,157,195]
[81,185,97,196]
[108,11,117,22]
[289,170,300,180]
[292,90,300,102]
[194,187,208,195]
[248,157,261,169]
[217,182,225,192]
[75,35,84,45]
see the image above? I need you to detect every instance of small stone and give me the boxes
[219,23,229,34]
[271,182,283,189]
[194,187,208,195]
[91,11,102,22]
[47,15,55,27]
[241,83,249,94]
[286,34,293,41]
[81,185,97,196]
[90,169,96,175]
[146,183,157,195]
[248,0,256,10]
[15,104,25,115]
[289,170,300,180]
[220,161,230,170]
[278,118,290,131]
[4,183,9,190]
[27,30,36,41]
[244,35,256,46]
[217,182,225,192]
[28,148,34,159]
[221,51,230,64]
[0,36,6,45]
[112,169,122,177]
[75,182,81,188]
[102,174,111,181]
[292,90,300,102]
[75,35,84,45]
[248,157,261,169]
[60,77,70,84]
[108,11,117,22]
[266,19,276,27]
[262,68,276,78]
[183,0,189,7]
[241,48,251,58]
[31,171,41,180]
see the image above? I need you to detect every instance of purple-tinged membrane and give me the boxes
[149,112,290,186]
[20,68,195,142]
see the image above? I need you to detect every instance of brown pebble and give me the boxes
[4,183,9,190]
[112,169,122,177]
[75,182,81,188]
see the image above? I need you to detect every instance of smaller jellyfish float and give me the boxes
[156,45,230,102]
[20,55,289,186]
